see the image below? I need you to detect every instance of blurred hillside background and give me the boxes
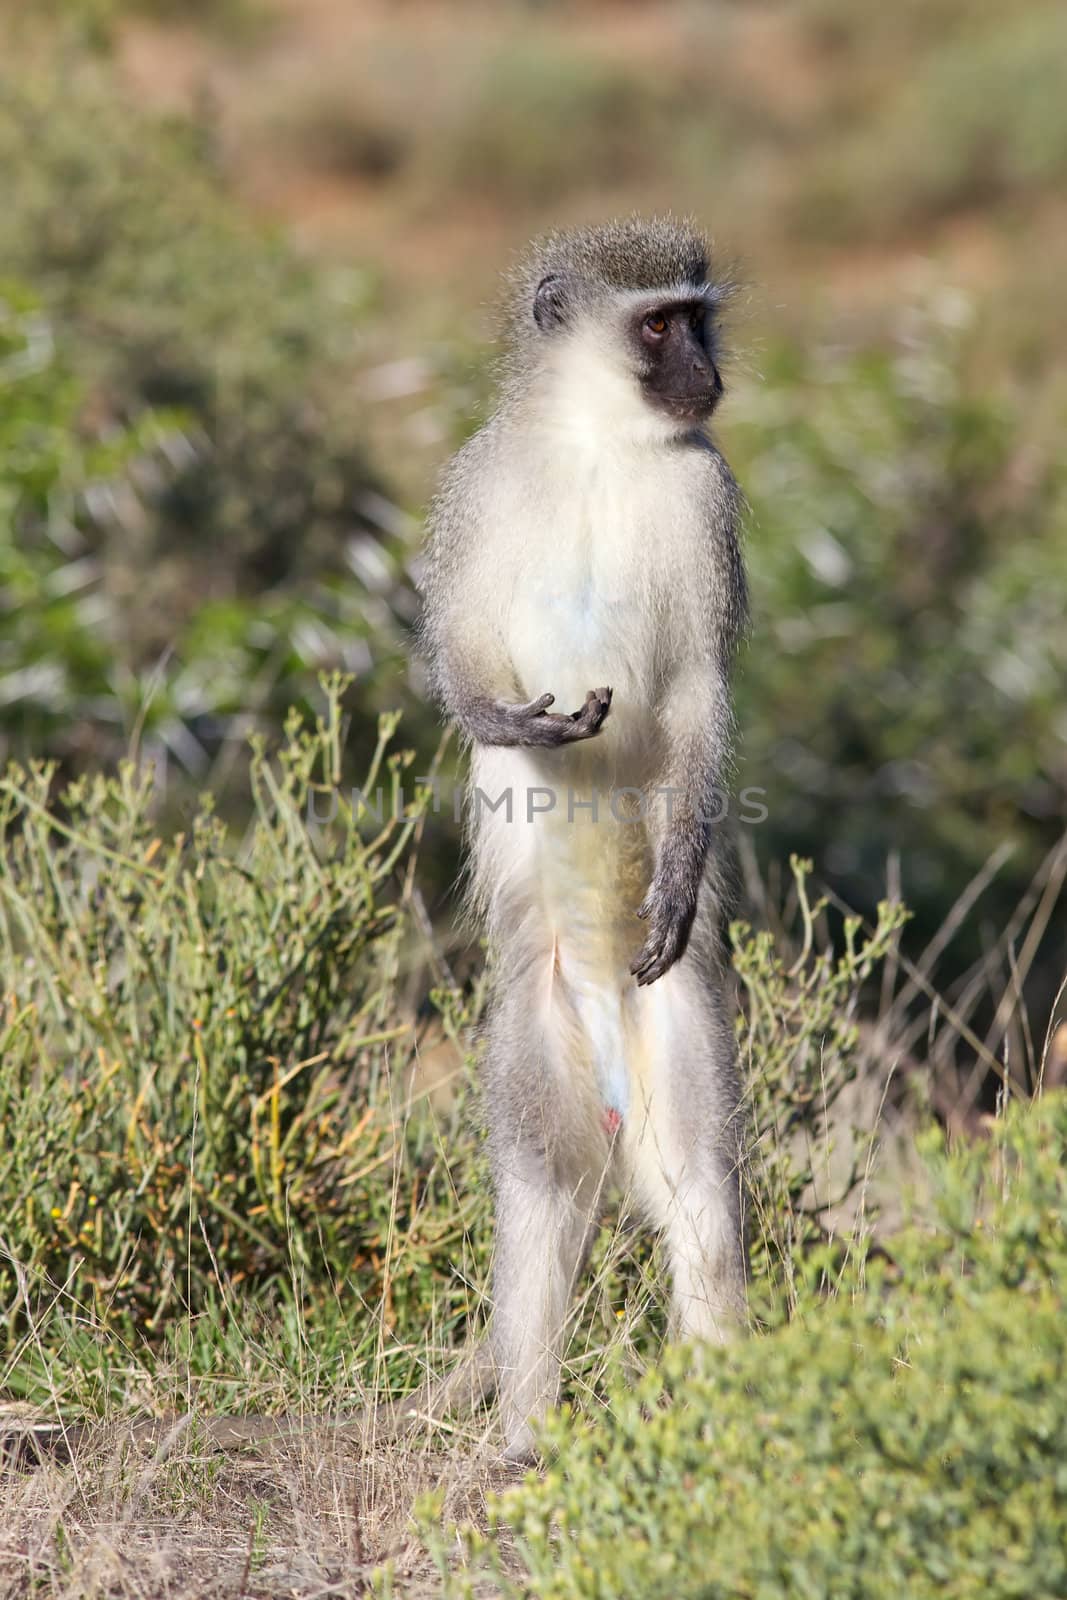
[2,0,1065,1110]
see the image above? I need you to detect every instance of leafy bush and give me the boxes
[0,685,912,1420]
[733,865,909,1321]
[0,681,490,1407]
[435,1094,1067,1599]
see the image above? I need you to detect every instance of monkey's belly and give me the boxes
[550,819,646,1114]
[471,747,650,934]
[472,746,651,1120]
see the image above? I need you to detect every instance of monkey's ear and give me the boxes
[533,274,570,332]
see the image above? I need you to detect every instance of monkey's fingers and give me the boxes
[568,691,597,722]
[631,946,672,985]
[568,686,613,737]
[630,920,686,985]
[517,692,556,717]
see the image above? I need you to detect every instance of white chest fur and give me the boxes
[502,443,691,742]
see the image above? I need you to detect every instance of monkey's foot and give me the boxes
[500,1425,540,1469]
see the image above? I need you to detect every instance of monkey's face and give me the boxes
[630,299,724,423]
[530,271,724,439]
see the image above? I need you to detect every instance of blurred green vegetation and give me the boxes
[439,46,682,203]
[780,3,1067,238]
[0,62,414,791]
[731,308,1067,965]
[436,1093,1067,1598]
[0,284,163,763]
[33,0,267,46]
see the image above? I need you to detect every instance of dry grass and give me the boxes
[1,1410,501,1598]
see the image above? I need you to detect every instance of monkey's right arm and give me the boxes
[448,684,614,749]
[426,593,614,747]
[421,446,612,749]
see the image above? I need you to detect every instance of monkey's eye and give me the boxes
[643,312,669,340]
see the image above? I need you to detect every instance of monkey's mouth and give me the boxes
[649,391,722,420]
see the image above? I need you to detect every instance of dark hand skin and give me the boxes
[630,871,698,987]
[464,687,612,748]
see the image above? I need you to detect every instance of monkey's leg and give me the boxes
[627,962,748,1343]
[492,1162,596,1462]
[485,974,604,1463]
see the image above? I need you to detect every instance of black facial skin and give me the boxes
[633,300,723,422]
[531,279,722,421]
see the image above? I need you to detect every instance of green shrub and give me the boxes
[0,284,219,772]
[733,865,909,1321]
[436,1094,1067,1599]
[0,685,911,1419]
[0,680,490,1406]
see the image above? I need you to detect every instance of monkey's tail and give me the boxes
[2,1341,498,1469]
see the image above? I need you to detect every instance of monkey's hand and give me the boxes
[630,875,697,986]
[502,687,613,747]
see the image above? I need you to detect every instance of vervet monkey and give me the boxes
[419,216,749,1462]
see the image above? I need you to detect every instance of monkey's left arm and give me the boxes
[629,664,733,986]
[630,453,746,987]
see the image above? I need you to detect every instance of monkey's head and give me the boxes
[506,215,730,437]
